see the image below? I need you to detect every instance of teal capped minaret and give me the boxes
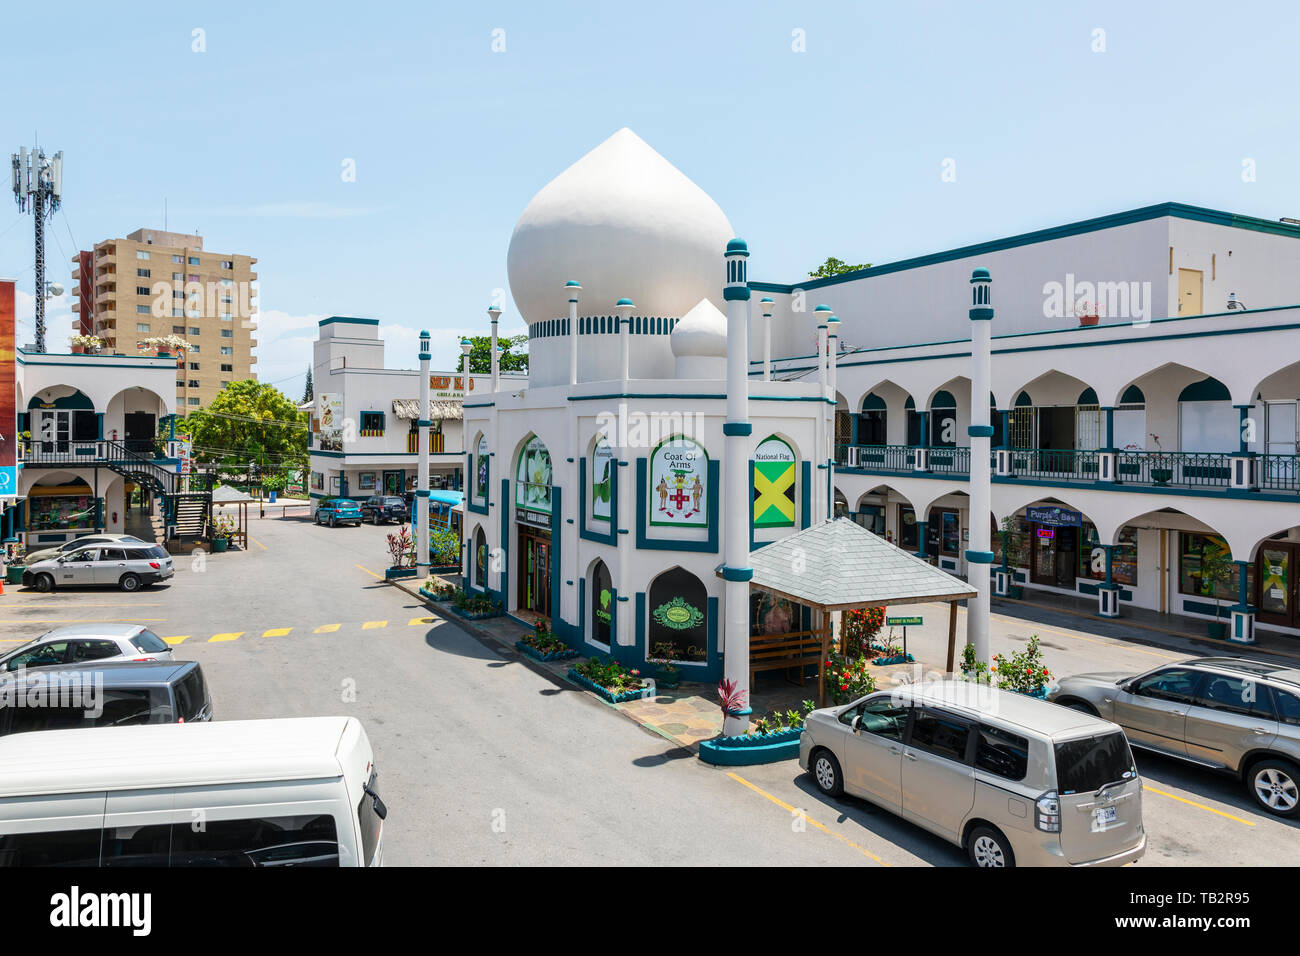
[970,267,993,321]
[724,238,749,301]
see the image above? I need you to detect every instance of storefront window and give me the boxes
[1180,533,1253,602]
[898,506,918,550]
[927,509,961,556]
[28,494,97,532]
[992,516,1030,566]
[1079,522,1138,586]
[853,505,885,536]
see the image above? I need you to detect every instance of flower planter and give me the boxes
[1151,468,1173,485]
[515,640,578,663]
[428,563,461,574]
[211,537,229,553]
[1006,584,1024,599]
[566,667,650,704]
[384,566,419,580]
[1013,686,1050,700]
[418,586,454,603]
[446,603,503,621]
[699,727,803,766]
[870,653,915,666]
[654,669,682,689]
[6,565,25,585]
[1078,315,1100,327]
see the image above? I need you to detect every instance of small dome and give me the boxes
[671,298,727,358]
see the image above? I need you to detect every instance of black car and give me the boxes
[360,495,409,525]
[0,660,212,735]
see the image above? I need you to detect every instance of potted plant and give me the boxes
[1074,299,1101,327]
[1148,434,1174,485]
[998,515,1027,598]
[5,544,27,585]
[717,677,749,730]
[69,333,103,354]
[142,334,192,361]
[824,652,876,705]
[648,641,682,689]
[210,514,236,552]
[959,642,993,684]
[262,472,286,503]
[991,634,1053,699]
[384,524,418,579]
[1198,547,1235,639]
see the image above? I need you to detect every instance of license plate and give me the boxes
[1094,806,1117,827]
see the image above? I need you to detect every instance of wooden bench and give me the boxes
[750,630,824,686]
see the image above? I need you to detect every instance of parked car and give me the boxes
[23,533,149,565]
[22,544,174,593]
[360,495,408,525]
[0,716,383,866]
[1051,655,1300,817]
[800,680,1146,867]
[0,660,210,735]
[0,624,174,673]
[314,498,362,527]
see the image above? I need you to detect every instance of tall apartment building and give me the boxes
[71,228,258,409]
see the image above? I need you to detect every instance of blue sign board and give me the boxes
[1026,505,1081,528]
[0,466,15,497]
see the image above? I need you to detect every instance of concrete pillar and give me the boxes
[722,239,753,736]
[1097,544,1120,618]
[1229,558,1257,644]
[1230,405,1258,490]
[488,306,501,394]
[415,331,431,575]
[566,281,581,386]
[966,268,995,663]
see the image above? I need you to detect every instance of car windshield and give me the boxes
[336,500,357,508]
[1054,731,1136,795]
[384,498,404,506]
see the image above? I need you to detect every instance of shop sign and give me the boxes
[1026,506,1081,527]
[649,436,708,528]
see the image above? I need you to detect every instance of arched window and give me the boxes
[859,393,887,445]
[647,567,708,661]
[904,396,922,446]
[473,527,487,589]
[590,560,612,646]
[1178,377,1235,452]
[930,390,957,448]
[515,435,552,514]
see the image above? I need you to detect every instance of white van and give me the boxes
[0,716,385,867]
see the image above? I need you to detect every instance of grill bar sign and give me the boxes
[1026,505,1081,528]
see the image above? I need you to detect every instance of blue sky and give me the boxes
[3,0,1298,398]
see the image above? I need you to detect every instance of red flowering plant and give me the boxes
[717,677,748,717]
[991,634,1053,695]
[841,607,886,658]
[824,652,876,706]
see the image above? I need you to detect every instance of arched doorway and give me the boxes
[647,567,708,662]
[590,560,612,646]
[473,526,487,590]
[514,435,553,617]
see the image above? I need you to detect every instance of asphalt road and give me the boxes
[0,511,1296,867]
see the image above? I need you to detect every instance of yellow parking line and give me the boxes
[314,624,341,633]
[726,771,889,865]
[209,631,243,643]
[162,635,190,645]
[409,617,435,626]
[0,603,164,608]
[1142,784,1256,826]
[362,620,387,630]
[262,627,292,637]
[355,564,381,579]
[249,535,268,551]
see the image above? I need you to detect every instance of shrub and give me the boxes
[825,652,876,705]
[430,528,460,565]
[575,656,643,694]
[841,607,886,657]
[386,524,414,568]
[992,635,1052,694]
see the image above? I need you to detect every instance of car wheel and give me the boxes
[33,572,54,593]
[1248,759,1300,817]
[967,824,1015,868]
[811,749,844,798]
[1062,699,1099,717]
[329,515,336,528]
[119,573,141,593]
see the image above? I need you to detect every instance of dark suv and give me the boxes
[361,495,408,525]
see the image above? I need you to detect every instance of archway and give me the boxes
[514,434,553,618]
[589,559,612,646]
[647,566,708,662]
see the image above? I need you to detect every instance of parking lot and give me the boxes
[1,511,1296,866]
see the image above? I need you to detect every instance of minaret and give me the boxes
[566,280,581,385]
[488,305,501,393]
[721,238,752,735]
[616,297,635,385]
[759,296,774,382]
[813,304,832,389]
[967,269,995,665]
[416,329,431,576]
[827,313,840,505]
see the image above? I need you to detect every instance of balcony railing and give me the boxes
[836,444,1300,493]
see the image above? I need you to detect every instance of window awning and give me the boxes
[392,399,463,421]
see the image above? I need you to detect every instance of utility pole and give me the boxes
[11,146,63,353]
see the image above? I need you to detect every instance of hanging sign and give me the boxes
[1026,505,1081,527]
[591,437,614,522]
[649,436,708,528]
[752,436,796,528]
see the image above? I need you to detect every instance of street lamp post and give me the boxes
[416,330,431,578]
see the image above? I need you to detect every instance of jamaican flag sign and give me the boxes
[753,436,796,528]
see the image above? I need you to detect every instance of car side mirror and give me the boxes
[851,715,862,733]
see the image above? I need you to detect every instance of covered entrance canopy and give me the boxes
[742,518,977,706]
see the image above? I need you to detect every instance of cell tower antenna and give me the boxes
[10,145,63,353]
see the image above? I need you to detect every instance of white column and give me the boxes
[722,240,752,736]
[760,297,773,382]
[967,270,994,665]
[566,280,581,386]
[416,330,431,576]
[488,306,501,394]
[460,338,472,495]
[827,314,840,509]
[616,298,634,386]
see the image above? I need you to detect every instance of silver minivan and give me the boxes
[799,680,1146,867]
[23,543,174,593]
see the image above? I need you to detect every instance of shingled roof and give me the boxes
[735,518,977,610]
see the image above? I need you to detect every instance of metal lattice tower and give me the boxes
[10,146,63,353]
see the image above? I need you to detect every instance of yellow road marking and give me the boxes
[249,535,268,551]
[262,627,291,637]
[162,636,190,645]
[355,564,381,580]
[209,631,243,643]
[726,771,889,865]
[1142,784,1256,826]
[362,620,387,630]
[314,624,340,633]
[409,617,435,626]
[0,638,29,644]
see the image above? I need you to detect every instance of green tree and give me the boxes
[462,334,529,374]
[301,366,313,404]
[178,380,307,477]
[809,256,871,278]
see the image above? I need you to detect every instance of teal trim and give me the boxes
[570,392,725,402]
[1178,377,1230,402]
[750,394,835,404]
[932,390,956,408]
[723,422,752,436]
[418,353,430,361]
[862,393,886,411]
[95,413,104,439]
[969,308,993,321]
[579,454,618,546]
[497,477,510,611]
[318,316,379,328]
[968,425,994,438]
[463,402,495,409]
[723,287,750,301]
[635,457,720,553]
[28,391,93,410]
[964,550,995,563]
[1015,391,1033,406]
[720,566,754,581]
[415,419,432,427]
[801,461,811,529]
[550,485,563,636]
[1183,599,1229,619]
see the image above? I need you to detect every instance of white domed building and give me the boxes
[462,128,837,692]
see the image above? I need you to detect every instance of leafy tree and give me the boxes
[178,380,307,476]
[462,334,529,374]
[301,366,313,404]
[809,256,871,278]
